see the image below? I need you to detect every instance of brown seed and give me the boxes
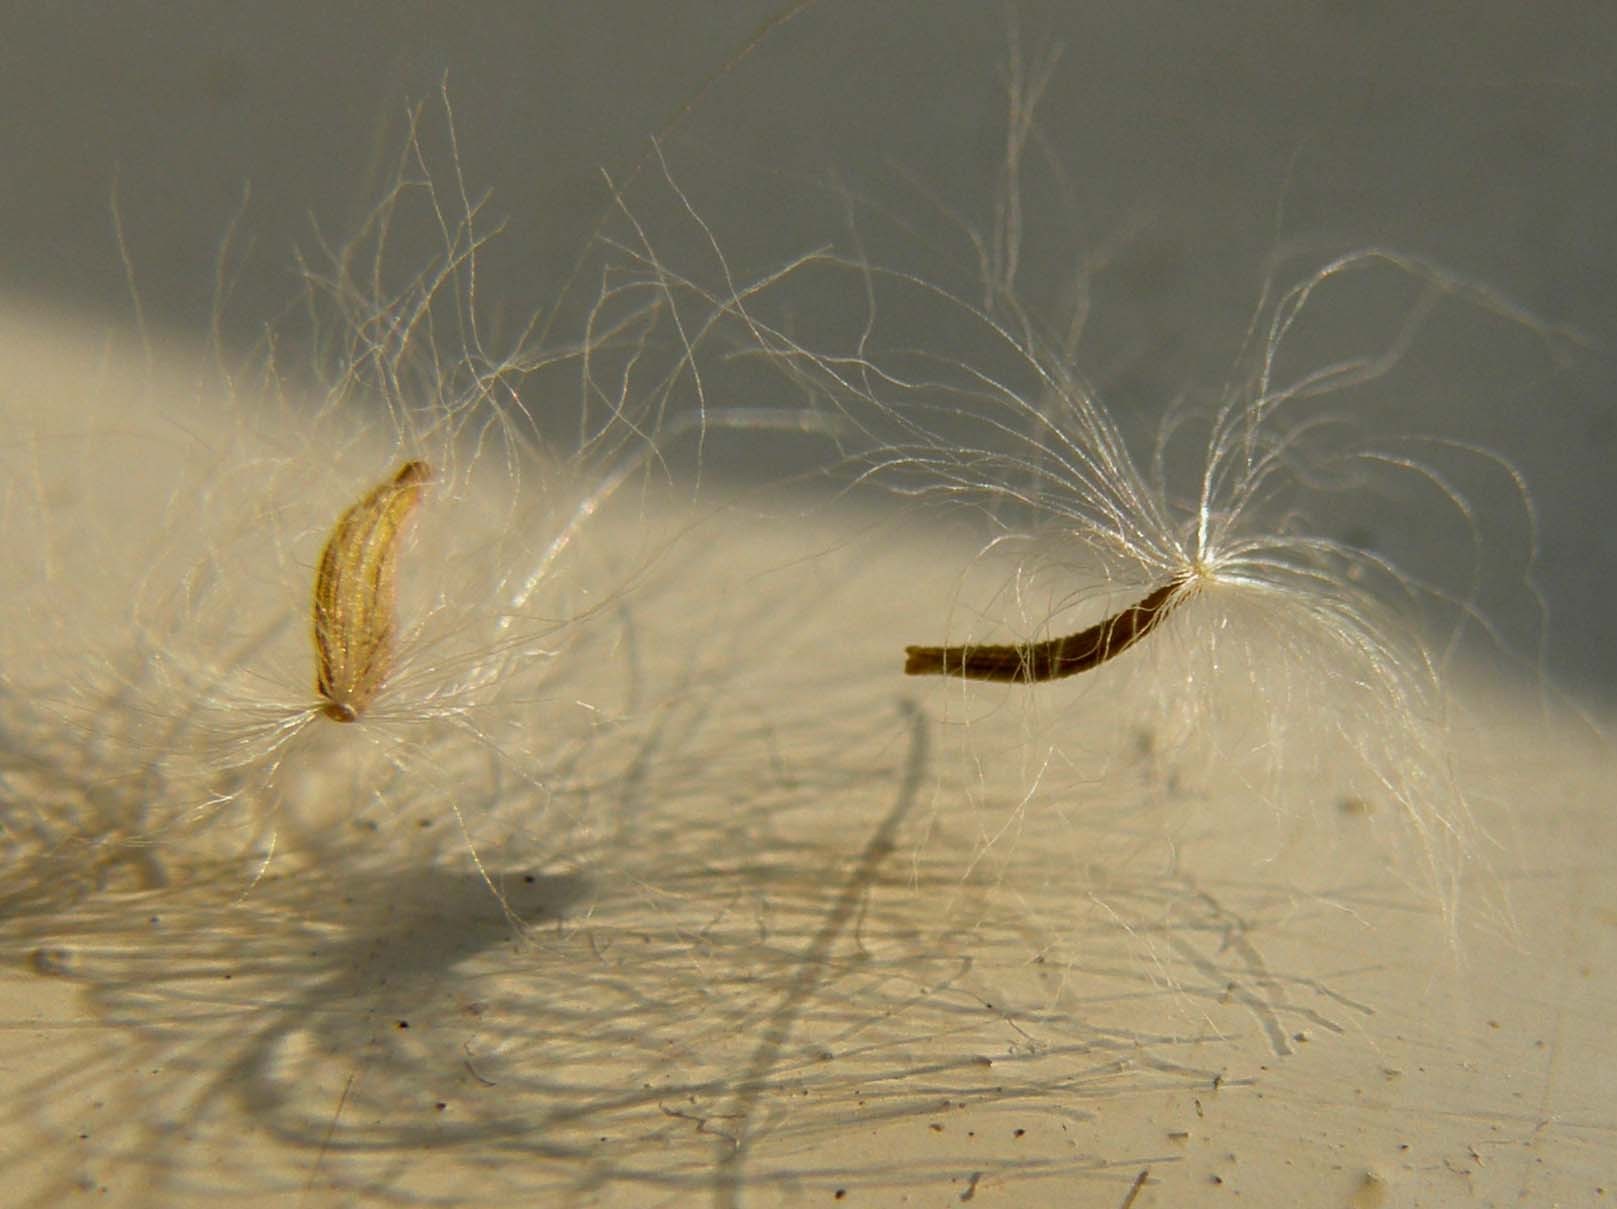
[904,578,1186,683]
[312,460,431,721]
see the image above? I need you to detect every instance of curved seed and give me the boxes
[904,578,1186,683]
[312,460,431,721]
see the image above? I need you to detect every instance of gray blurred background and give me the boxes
[3,0,1613,696]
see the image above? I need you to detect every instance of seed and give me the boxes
[312,460,431,721]
[904,578,1186,683]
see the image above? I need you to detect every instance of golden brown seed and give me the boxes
[904,578,1186,683]
[312,460,431,722]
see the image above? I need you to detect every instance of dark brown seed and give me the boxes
[904,578,1185,683]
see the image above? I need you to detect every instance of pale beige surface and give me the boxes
[3,309,1614,1209]
[5,5,1615,1204]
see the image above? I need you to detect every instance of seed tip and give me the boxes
[905,646,944,676]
